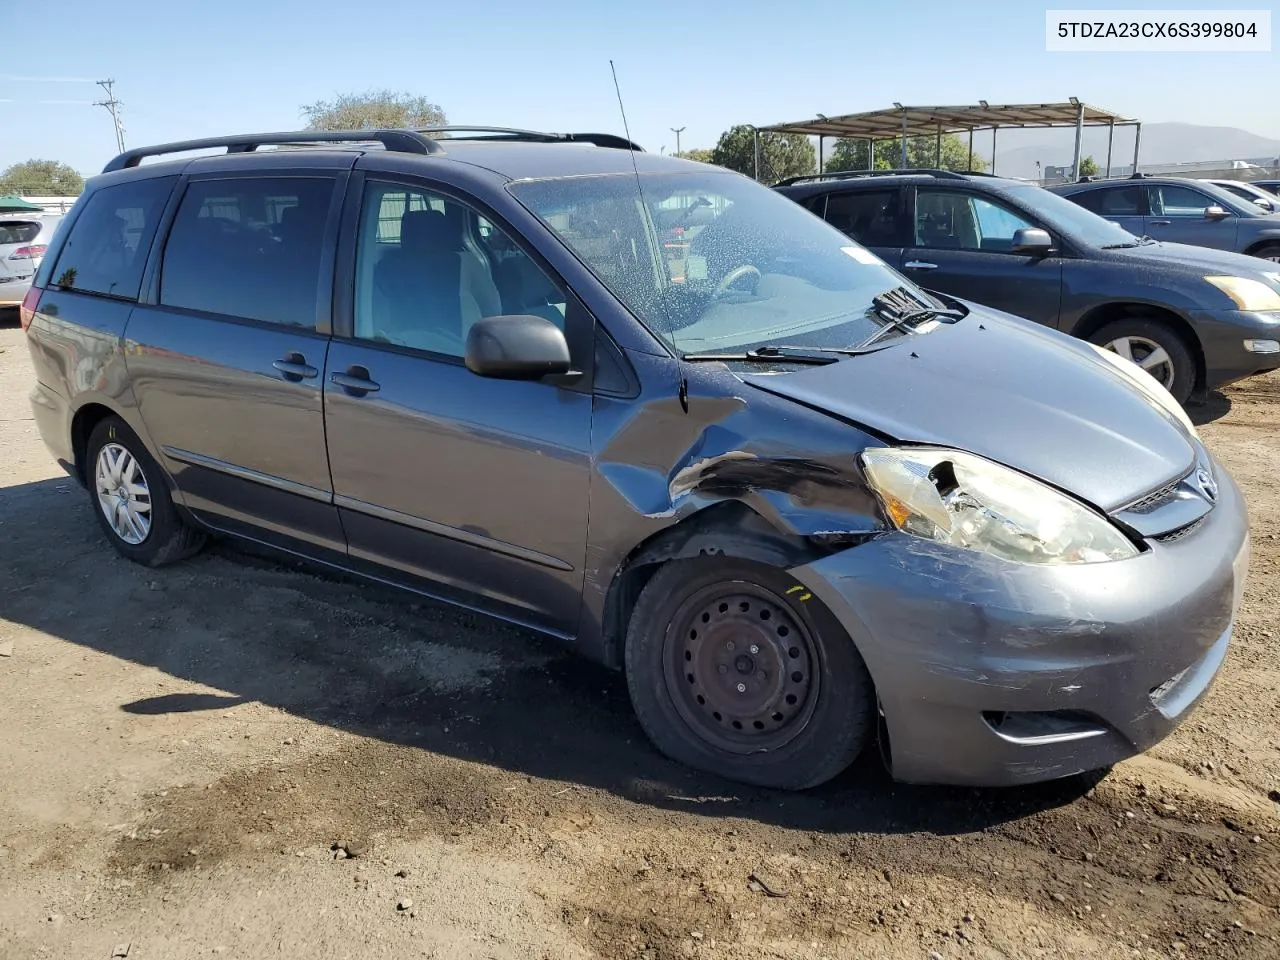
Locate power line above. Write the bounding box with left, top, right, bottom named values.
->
left=94, top=78, right=126, bottom=153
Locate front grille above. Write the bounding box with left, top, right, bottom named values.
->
left=1122, top=471, right=1191, bottom=514
left=1153, top=517, right=1206, bottom=543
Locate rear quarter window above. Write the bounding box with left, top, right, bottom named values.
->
left=49, top=176, right=177, bottom=299
left=0, top=221, right=42, bottom=245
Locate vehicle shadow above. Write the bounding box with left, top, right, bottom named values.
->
left=1190, top=391, right=1232, bottom=425
left=0, top=475, right=1097, bottom=838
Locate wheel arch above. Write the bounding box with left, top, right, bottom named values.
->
left=599, top=501, right=834, bottom=670
left=1069, top=301, right=1205, bottom=394
left=1243, top=236, right=1280, bottom=259
left=70, top=402, right=121, bottom=486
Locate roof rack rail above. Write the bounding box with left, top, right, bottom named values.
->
left=102, top=129, right=442, bottom=173
left=775, top=168, right=972, bottom=187
left=416, top=125, right=643, bottom=151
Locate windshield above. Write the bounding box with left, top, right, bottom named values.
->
left=1005, top=186, right=1143, bottom=247
left=509, top=171, right=927, bottom=354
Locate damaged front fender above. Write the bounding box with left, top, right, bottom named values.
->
left=578, top=352, right=889, bottom=666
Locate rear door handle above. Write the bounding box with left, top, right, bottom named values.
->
left=903, top=260, right=938, bottom=270
left=330, top=365, right=380, bottom=396
left=1148, top=220, right=1172, bottom=226
left=272, top=352, right=318, bottom=381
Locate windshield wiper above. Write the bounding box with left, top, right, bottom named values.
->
left=1101, top=234, right=1156, bottom=249
left=682, top=345, right=843, bottom=365
left=858, top=286, right=966, bottom=348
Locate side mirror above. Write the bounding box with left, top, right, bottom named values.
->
left=1252, top=198, right=1275, bottom=212
left=465, top=314, right=572, bottom=380
left=1011, top=227, right=1054, bottom=255
left=1204, top=205, right=1231, bottom=220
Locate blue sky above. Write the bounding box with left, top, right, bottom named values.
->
left=2, top=0, right=1275, bottom=177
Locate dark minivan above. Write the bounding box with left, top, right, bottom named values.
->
left=23, top=129, right=1249, bottom=791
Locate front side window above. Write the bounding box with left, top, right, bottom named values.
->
left=353, top=181, right=567, bottom=358
left=914, top=190, right=1036, bottom=252
left=509, top=171, right=913, bottom=355
left=823, top=190, right=904, bottom=246
left=50, top=176, right=177, bottom=299
left=159, top=177, right=335, bottom=328
left=1153, top=185, right=1219, bottom=217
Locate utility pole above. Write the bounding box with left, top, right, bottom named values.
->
left=95, top=79, right=126, bottom=153
left=670, top=126, right=685, bottom=156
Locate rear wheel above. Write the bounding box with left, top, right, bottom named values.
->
left=1250, top=242, right=1280, bottom=263
left=85, top=416, right=206, bottom=566
left=624, top=558, right=875, bottom=790
left=1087, top=317, right=1196, bottom=405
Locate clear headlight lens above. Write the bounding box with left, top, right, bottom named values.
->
left=862, top=447, right=1139, bottom=565
left=1205, top=275, right=1280, bottom=312
left=1087, top=342, right=1199, bottom=440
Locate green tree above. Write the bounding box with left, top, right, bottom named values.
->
left=710, top=125, right=815, bottom=183
left=675, top=148, right=714, bottom=164
left=1078, top=155, right=1100, bottom=177
left=0, top=159, right=84, bottom=196
left=300, top=90, right=446, bottom=131
left=824, top=135, right=986, bottom=174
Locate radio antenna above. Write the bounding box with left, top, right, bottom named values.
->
left=608, top=60, right=686, bottom=410
left=609, top=60, right=644, bottom=189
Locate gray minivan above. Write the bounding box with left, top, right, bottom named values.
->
left=22, top=128, right=1250, bottom=791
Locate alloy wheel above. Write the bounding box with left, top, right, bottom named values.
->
left=94, top=442, right=152, bottom=545
left=1103, top=334, right=1176, bottom=390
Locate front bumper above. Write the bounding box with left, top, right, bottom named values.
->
left=790, top=455, right=1249, bottom=787
left=1192, top=307, right=1280, bottom=389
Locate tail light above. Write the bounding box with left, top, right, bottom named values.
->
left=9, top=244, right=47, bottom=260
left=19, top=285, right=41, bottom=332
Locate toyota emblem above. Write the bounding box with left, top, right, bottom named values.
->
left=1195, top=467, right=1219, bottom=503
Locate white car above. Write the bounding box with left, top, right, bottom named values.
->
left=0, top=215, right=63, bottom=309
left=1198, top=178, right=1279, bottom=213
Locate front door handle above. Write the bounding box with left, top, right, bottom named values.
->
left=904, top=260, right=938, bottom=270
left=272, top=352, right=318, bottom=381
left=1148, top=219, right=1172, bottom=226
left=331, top=365, right=381, bottom=396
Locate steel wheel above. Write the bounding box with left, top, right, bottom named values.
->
left=663, top=582, right=820, bottom=755
left=94, top=441, right=152, bottom=545
left=1103, top=334, right=1176, bottom=390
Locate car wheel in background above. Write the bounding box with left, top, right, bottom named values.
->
left=85, top=416, right=206, bottom=566
left=1250, top=242, right=1280, bottom=263
left=1087, top=318, right=1196, bottom=405
left=624, top=557, right=875, bottom=790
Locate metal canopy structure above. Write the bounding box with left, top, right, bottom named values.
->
left=757, top=100, right=1141, bottom=182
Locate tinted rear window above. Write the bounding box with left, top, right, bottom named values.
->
left=159, top=177, right=335, bottom=328
left=0, top=221, right=41, bottom=245
left=49, top=177, right=176, bottom=299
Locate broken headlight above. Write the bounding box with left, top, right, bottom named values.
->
left=861, top=447, right=1139, bottom=565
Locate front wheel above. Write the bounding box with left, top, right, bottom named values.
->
left=85, top=416, right=206, bottom=566
left=1087, top=317, right=1196, bottom=405
left=624, top=558, right=875, bottom=790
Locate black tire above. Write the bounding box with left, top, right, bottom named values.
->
left=1086, top=317, right=1196, bottom=405
left=624, top=557, right=875, bottom=790
left=1250, top=242, right=1280, bottom=263
left=85, top=416, right=206, bottom=566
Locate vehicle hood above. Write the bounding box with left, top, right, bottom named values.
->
left=1107, top=240, right=1280, bottom=277
left=740, top=311, right=1196, bottom=512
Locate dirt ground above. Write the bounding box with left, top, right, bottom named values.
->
left=1, top=315, right=1277, bottom=960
